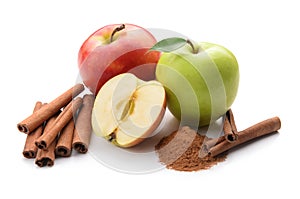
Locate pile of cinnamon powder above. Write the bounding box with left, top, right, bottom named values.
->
left=155, top=126, right=227, bottom=172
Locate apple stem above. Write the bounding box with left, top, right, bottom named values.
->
left=186, top=39, right=198, bottom=54
left=110, top=24, right=126, bottom=43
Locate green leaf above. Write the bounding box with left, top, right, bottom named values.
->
left=150, top=37, right=187, bottom=52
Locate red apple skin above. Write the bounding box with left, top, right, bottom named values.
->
left=78, top=24, right=160, bottom=94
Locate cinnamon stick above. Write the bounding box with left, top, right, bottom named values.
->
left=22, top=101, right=44, bottom=158
left=55, top=119, right=75, bottom=157
left=224, top=109, right=238, bottom=142
left=203, top=136, right=225, bottom=152
left=72, top=94, right=94, bottom=154
left=35, top=97, right=83, bottom=150
left=203, top=109, right=238, bottom=152
left=35, top=139, right=57, bottom=167
left=35, top=114, right=58, bottom=167
left=17, top=83, right=84, bottom=134
left=207, top=117, right=281, bottom=157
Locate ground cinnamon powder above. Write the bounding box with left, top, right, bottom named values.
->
left=155, top=126, right=227, bottom=172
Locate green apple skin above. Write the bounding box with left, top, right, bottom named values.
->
left=155, top=42, right=239, bottom=127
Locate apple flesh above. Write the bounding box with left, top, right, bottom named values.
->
left=78, top=23, right=160, bottom=95
left=155, top=41, right=239, bottom=127
left=92, top=73, right=166, bottom=147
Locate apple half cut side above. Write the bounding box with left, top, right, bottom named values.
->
left=92, top=73, right=166, bottom=147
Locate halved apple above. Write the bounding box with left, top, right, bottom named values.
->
left=92, top=73, right=166, bottom=147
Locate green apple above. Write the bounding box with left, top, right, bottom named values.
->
left=154, top=38, right=239, bottom=127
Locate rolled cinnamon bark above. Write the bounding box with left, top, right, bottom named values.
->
left=224, top=109, right=238, bottom=142
left=35, top=114, right=58, bottom=167
left=227, top=109, right=238, bottom=133
left=35, top=140, right=57, bottom=167
left=35, top=97, right=83, bottom=150
left=72, top=94, right=95, bottom=153
left=22, top=102, right=44, bottom=158
left=17, top=83, right=84, bottom=134
left=203, top=136, right=225, bottom=152
left=208, top=117, right=281, bottom=157
left=55, top=119, right=75, bottom=157
left=203, top=109, right=238, bottom=152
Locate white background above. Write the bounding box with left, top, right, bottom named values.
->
left=1, top=0, right=299, bottom=198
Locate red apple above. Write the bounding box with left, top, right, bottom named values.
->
left=78, top=23, right=160, bottom=94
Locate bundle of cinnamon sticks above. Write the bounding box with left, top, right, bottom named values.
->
left=19, top=84, right=95, bottom=167
left=203, top=109, right=281, bottom=157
